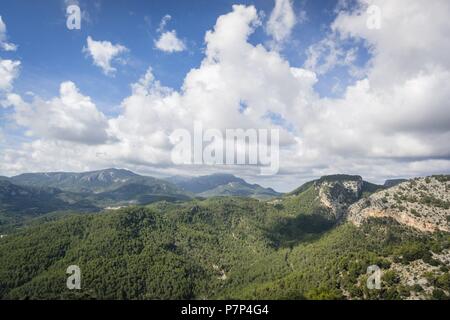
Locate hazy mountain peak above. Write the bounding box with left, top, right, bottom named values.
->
left=384, top=179, right=408, bottom=187
left=168, top=173, right=280, bottom=199
left=8, top=168, right=185, bottom=197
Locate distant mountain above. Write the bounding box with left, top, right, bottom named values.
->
left=0, top=169, right=190, bottom=230
left=10, top=168, right=180, bottom=194
left=199, top=181, right=281, bottom=199
left=168, top=173, right=244, bottom=193
left=384, top=179, right=408, bottom=187
left=10, top=168, right=190, bottom=203
left=168, top=173, right=281, bottom=199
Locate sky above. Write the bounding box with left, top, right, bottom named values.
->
left=0, top=0, right=449, bottom=192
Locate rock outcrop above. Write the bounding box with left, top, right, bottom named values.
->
left=347, top=176, right=450, bottom=232
left=314, top=175, right=364, bottom=220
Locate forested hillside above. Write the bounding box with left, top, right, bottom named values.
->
left=0, top=170, right=281, bottom=233
left=0, top=175, right=449, bottom=300
left=0, top=169, right=191, bottom=232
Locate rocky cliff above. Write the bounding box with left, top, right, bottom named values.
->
left=314, top=175, right=364, bottom=220
left=347, top=176, right=450, bottom=232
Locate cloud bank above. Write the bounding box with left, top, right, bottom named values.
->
left=1, top=0, right=449, bottom=191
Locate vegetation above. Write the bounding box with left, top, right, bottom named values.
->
left=1, top=195, right=448, bottom=300
left=0, top=172, right=448, bottom=300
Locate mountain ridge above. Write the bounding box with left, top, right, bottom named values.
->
left=9, top=168, right=176, bottom=193
left=168, top=173, right=281, bottom=199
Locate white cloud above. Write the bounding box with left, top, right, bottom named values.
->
left=157, top=14, right=172, bottom=32
left=1, top=1, right=450, bottom=191
left=154, top=30, right=186, bottom=53
left=83, top=36, right=128, bottom=76
left=266, top=0, right=296, bottom=46
left=332, top=0, right=450, bottom=87
left=5, top=82, right=110, bottom=145
left=1, top=5, right=308, bottom=178
left=111, top=1, right=450, bottom=184
left=154, top=15, right=186, bottom=53
left=298, top=0, right=450, bottom=169
left=0, top=16, right=17, bottom=51
left=304, top=35, right=359, bottom=75
left=0, top=59, right=20, bottom=92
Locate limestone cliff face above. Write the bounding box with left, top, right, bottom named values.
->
left=314, top=175, right=364, bottom=220
left=347, top=176, right=450, bottom=233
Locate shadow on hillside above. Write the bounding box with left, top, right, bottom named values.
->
left=268, top=213, right=335, bottom=249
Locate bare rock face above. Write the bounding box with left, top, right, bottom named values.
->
left=347, top=176, right=450, bottom=232
left=315, top=175, right=363, bottom=220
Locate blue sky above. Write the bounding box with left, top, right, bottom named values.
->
left=1, top=0, right=448, bottom=191
left=1, top=0, right=367, bottom=114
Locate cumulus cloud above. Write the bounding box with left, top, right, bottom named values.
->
left=0, top=59, right=20, bottom=92
left=154, top=15, right=186, bottom=53
left=304, top=35, right=359, bottom=75
left=155, top=30, right=186, bottom=53
left=266, top=0, right=296, bottom=46
left=332, top=0, right=450, bottom=87
left=5, top=82, right=110, bottom=145
left=101, top=1, right=450, bottom=184
left=297, top=0, right=450, bottom=174
left=1, top=5, right=308, bottom=179
left=1, top=1, right=450, bottom=191
left=0, top=16, right=17, bottom=51
left=83, top=36, right=128, bottom=75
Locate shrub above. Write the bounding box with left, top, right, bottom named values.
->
left=412, top=284, right=423, bottom=292
left=431, top=288, right=447, bottom=300
left=435, top=273, right=450, bottom=291
left=383, top=270, right=400, bottom=286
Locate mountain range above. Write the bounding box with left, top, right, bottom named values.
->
left=168, top=173, right=281, bottom=199
left=0, top=169, right=281, bottom=231
left=0, top=170, right=448, bottom=300
left=10, top=168, right=181, bottom=194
